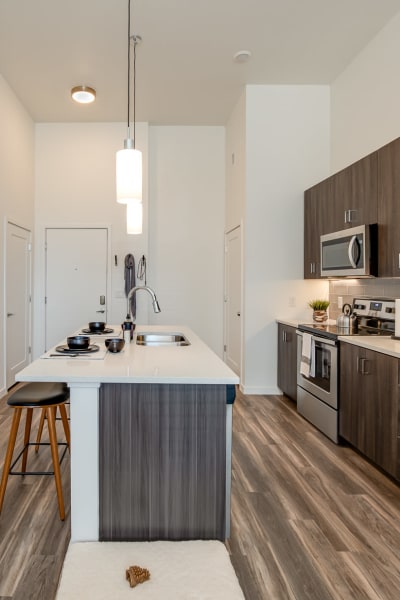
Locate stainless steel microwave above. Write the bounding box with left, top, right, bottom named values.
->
left=320, top=224, right=377, bottom=277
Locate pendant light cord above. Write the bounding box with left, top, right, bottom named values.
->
left=127, top=0, right=138, bottom=149
left=127, top=0, right=131, bottom=140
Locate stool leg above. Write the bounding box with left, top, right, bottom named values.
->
left=35, top=408, right=46, bottom=453
left=21, top=408, right=33, bottom=472
left=46, top=406, right=65, bottom=521
left=59, top=404, right=71, bottom=451
left=0, top=407, right=23, bottom=514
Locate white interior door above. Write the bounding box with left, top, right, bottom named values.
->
left=224, top=226, right=241, bottom=376
left=45, top=228, right=108, bottom=350
left=6, top=222, right=32, bottom=388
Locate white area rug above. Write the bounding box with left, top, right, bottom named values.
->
left=56, top=540, right=245, bottom=599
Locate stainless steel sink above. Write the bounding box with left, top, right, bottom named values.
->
left=136, top=332, right=190, bottom=346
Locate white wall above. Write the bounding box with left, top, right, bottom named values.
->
left=148, top=126, right=225, bottom=356
left=331, top=11, right=400, bottom=171
left=242, top=85, right=330, bottom=394
left=0, top=75, right=34, bottom=396
left=34, top=123, right=225, bottom=358
left=34, top=122, right=149, bottom=357
left=225, top=90, right=246, bottom=233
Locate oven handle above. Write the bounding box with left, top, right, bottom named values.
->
left=296, top=330, right=337, bottom=347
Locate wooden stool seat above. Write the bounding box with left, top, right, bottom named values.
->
left=0, top=382, right=70, bottom=521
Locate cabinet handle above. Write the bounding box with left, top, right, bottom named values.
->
left=283, top=331, right=287, bottom=342
left=398, top=253, right=400, bottom=270
left=310, top=262, right=315, bottom=274
left=344, top=210, right=348, bottom=223
left=357, top=357, right=370, bottom=375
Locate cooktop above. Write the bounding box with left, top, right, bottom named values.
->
left=297, top=322, right=394, bottom=341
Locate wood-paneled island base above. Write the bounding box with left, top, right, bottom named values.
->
left=100, top=383, right=233, bottom=541
left=15, top=325, right=239, bottom=542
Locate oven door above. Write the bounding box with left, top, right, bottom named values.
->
left=297, top=332, right=338, bottom=409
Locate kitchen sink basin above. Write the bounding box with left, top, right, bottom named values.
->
left=136, top=332, right=190, bottom=346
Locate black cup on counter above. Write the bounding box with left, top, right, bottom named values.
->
left=67, top=335, right=90, bottom=350
left=105, top=338, right=125, bottom=353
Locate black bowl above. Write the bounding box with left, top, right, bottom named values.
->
left=105, top=338, right=125, bottom=353
left=88, top=321, right=106, bottom=332
left=67, top=335, right=90, bottom=350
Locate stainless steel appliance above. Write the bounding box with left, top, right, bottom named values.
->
left=296, top=297, right=395, bottom=443
left=320, top=224, right=377, bottom=277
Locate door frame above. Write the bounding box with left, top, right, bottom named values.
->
left=223, top=223, right=243, bottom=380
left=3, top=218, right=33, bottom=392
left=33, top=223, right=112, bottom=358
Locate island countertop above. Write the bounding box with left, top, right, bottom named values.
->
left=16, top=324, right=239, bottom=385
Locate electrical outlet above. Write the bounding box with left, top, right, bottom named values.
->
left=338, top=296, right=343, bottom=309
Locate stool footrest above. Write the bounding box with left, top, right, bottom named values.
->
left=9, top=442, right=69, bottom=476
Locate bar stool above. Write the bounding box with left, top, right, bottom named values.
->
left=0, top=382, right=70, bottom=520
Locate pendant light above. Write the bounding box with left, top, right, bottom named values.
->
left=116, top=0, right=143, bottom=234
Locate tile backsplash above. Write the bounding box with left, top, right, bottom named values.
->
left=329, top=279, right=400, bottom=320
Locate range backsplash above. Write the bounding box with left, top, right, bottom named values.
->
left=329, top=279, right=400, bottom=320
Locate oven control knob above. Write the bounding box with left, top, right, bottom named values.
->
left=386, top=307, right=395, bottom=313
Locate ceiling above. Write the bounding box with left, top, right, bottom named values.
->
left=0, top=0, right=399, bottom=125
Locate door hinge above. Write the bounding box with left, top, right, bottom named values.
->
left=45, top=296, right=47, bottom=304
left=29, top=346, right=32, bottom=354
left=224, top=344, right=227, bottom=352
left=28, top=243, right=32, bottom=252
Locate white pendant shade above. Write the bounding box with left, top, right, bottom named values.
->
left=116, top=147, right=142, bottom=204
left=126, top=201, right=143, bottom=235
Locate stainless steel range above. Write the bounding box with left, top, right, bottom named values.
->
left=296, top=297, right=395, bottom=443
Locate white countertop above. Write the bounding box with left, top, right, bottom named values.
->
left=338, top=335, right=400, bottom=359
left=16, top=325, right=239, bottom=385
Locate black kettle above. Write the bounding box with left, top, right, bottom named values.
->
left=337, top=303, right=358, bottom=332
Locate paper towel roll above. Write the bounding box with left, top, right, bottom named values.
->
left=395, top=299, right=400, bottom=338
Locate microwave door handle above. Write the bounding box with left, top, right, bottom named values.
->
left=348, top=235, right=358, bottom=268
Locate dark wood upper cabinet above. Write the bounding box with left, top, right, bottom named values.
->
left=304, top=187, right=320, bottom=278
left=304, top=151, right=378, bottom=279
left=378, top=138, right=400, bottom=277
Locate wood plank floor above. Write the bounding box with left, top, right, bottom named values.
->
left=1, top=388, right=400, bottom=598
left=227, top=390, right=400, bottom=600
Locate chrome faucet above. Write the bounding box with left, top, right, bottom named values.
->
left=126, top=285, right=161, bottom=319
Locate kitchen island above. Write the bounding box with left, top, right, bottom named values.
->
left=16, top=325, right=239, bottom=542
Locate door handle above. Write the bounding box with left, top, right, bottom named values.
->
left=7, top=313, right=15, bottom=317
left=96, top=310, right=105, bottom=314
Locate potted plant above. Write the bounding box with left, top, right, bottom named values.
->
left=308, top=299, right=330, bottom=322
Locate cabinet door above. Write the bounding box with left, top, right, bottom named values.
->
left=378, top=138, right=400, bottom=277
left=304, top=179, right=329, bottom=278
left=340, top=343, right=399, bottom=479
left=346, top=152, right=378, bottom=227
left=277, top=324, right=297, bottom=401
left=304, top=188, right=319, bottom=279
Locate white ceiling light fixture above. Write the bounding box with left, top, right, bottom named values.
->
left=71, top=85, right=96, bottom=104
left=116, top=0, right=143, bottom=236
left=233, top=50, right=251, bottom=63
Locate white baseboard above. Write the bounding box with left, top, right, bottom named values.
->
left=239, top=384, right=282, bottom=396
left=0, top=386, right=7, bottom=400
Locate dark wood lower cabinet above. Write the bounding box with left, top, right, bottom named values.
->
left=99, top=383, right=229, bottom=541
left=277, top=323, right=297, bottom=401
left=339, top=342, right=399, bottom=479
